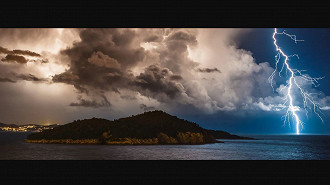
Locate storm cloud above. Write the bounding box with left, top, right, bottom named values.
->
left=49, top=28, right=288, bottom=113
left=15, top=73, right=46, bottom=82
left=52, top=29, right=146, bottom=93
left=197, top=67, right=221, bottom=73
left=0, top=46, right=41, bottom=57
left=0, top=28, right=329, bottom=127
left=0, top=73, right=47, bottom=83
left=0, top=45, right=48, bottom=65
left=139, top=104, right=155, bottom=111
left=51, top=29, right=200, bottom=103
left=70, top=95, right=111, bottom=108
left=0, top=77, right=15, bottom=83
left=1, top=54, right=28, bottom=64
left=133, top=64, right=185, bottom=101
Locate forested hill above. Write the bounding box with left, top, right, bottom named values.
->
left=26, top=110, right=254, bottom=145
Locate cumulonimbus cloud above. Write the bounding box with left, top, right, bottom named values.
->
left=48, top=28, right=287, bottom=112
left=1, top=28, right=329, bottom=123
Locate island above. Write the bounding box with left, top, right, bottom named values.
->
left=25, top=110, right=254, bottom=145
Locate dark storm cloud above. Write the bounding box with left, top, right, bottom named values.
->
left=197, top=67, right=221, bottom=73
left=169, top=75, right=183, bottom=81
left=87, top=51, right=121, bottom=69
left=111, top=88, right=121, bottom=94
left=73, top=84, right=89, bottom=94
left=52, top=71, right=79, bottom=84
left=0, top=72, right=47, bottom=83
left=0, top=46, right=11, bottom=54
left=0, top=73, right=46, bottom=83
left=120, top=95, right=137, bottom=100
left=53, top=28, right=146, bottom=93
left=15, top=73, right=46, bottom=82
left=144, top=35, right=162, bottom=42
left=1, top=54, right=28, bottom=64
left=0, top=77, right=16, bottom=83
left=0, top=46, right=41, bottom=57
left=139, top=104, right=155, bottom=111
left=12, top=49, right=41, bottom=57
left=53, top=71, right=89, bottom=94
left=63, top=28, right=144, bottom=69
left=0, top=28, right=205, bottom=112
left=133, top=65, right=184, bottom=100
left=52, top=28, right=201, bottom=104
left=0, top=46, right=44, bottom=64
left=70, top=95, right=111, bottom=108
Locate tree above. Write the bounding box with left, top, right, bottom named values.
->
left=99, top=131, right=111, bottom=144
left=157, top=132, right=178, bottom=144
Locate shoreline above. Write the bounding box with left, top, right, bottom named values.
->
left=25, top=139, right=224, bottom=145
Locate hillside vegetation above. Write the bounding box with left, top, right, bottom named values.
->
left=26, top=110, right=253, bottom=145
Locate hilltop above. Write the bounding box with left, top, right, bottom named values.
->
left=26, top=110, right=254, bottom=145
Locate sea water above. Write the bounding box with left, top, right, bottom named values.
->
left=1, top=132, right=330, bottom=160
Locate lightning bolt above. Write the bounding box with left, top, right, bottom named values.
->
left=268, top=28, right=324, bottom=135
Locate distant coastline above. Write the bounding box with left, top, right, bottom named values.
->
left=25, top=137, right=225, bottom=145
left=0, top=123, right=59, bottom=133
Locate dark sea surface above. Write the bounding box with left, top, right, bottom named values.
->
left=1, top=132, right=330, bottom=160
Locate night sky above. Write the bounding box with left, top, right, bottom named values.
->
left=0, top=28, right=329, bottom=134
